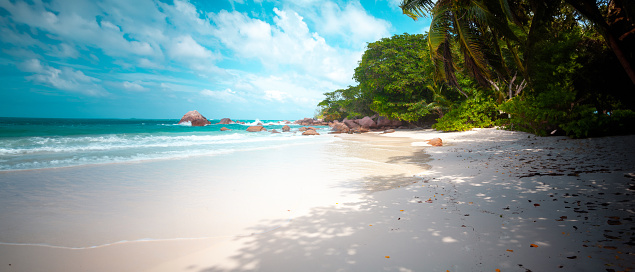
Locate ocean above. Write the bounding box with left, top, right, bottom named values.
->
left=0, top=117, right=330, bottom=171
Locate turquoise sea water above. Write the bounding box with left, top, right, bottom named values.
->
left=0, top=117, right=329, bottom=171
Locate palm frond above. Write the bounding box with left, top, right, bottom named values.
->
left=400, top=0, right=436, bottom=20
left=453, top=14, right=491, bottom=84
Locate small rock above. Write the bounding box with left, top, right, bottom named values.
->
left=246, top=126, right=267, bottom=132
left=217, top=118, right=234, bottom=124
left=426, top=138, right=443, bottom=146
left=220, top=127, right=230, bottom=131
left=302, top=129, right=320, bottom=136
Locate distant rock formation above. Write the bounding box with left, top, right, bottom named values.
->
left=294, top=118, right=327, bottom=126
left=217, top=118, right=234, bottom=124
left=282, top=125, right=291, bottom=132
left=178, top=110, right=211, bottom=126
left=246, top=125, right=267, bottom=132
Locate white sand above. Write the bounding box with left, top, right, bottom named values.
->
left=1, top=128, right=633, bottom=271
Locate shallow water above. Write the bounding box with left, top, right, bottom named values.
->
left=0, top=118, right=325, bottom=171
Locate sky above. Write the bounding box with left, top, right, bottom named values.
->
left=0, top=0, right=430, bottom=120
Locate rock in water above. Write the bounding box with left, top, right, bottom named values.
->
left=302, top=129, right=320, bottom=135
left=282, top=125, right=291, bottom=132
left=178, top=110, right=211, bottom=126
left=246, top=125, right=267, bottom=132
left=217, top=118, right=234, bottom=124
left=220, top=127, right=230, bottom=131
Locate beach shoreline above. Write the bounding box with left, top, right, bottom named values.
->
left=1, top=128, right=634, bottom=271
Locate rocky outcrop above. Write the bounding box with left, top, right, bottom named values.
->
left=330, top=121, right=350, bottom=134
left=426, top=138, right=443, bottom=146
left=178, top=110, right=211, bottom=126
left=282, top=125, right=291, bottom=132
left=357, top=116, right=377, bottom=129
left=302, top=129, right=320, bottom=135
left=271, top=129, right=281, bottom=133
left=217, top=118, right=234, bottom=125
left=246, top=126, right=267, bottom=132
left=376, top=116, right=403, bottom=128
left=220, top=127, right=230, bottom=131
left=343, top=119, right=360, bottom=130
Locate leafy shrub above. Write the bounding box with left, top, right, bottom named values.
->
left=562, top=108, right=635, bottom=138
left=500, top=90, right=635, bottom=138
left=432, top=94, right=498, bottom=131
left=497, top=89, right=573, bottom=136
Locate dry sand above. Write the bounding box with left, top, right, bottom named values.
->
left=1, top=128, right=633, bottom=272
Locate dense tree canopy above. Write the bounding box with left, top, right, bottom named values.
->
left=318, top=0, right=635, bottom=137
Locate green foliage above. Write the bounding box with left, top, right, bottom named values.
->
left=317, top=86, right=373, bottom=121
left=498, top=90, right=573, bottom=136
left=317, top=1, right=634, bottom=138
left=432, top=92, right=498, bottom=131
left=318, top=33, right=439, bottom=122
left=354, top=33, right=436, bottom=122
left=561, top=108, right=635, bottom=138
left=501, top=92, right=635, bottom=137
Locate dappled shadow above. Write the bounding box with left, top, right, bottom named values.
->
left=197, top=131, right=635, bottom=272
left=199, top=185, right=475, bottom=272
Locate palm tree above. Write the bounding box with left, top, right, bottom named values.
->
left=403, top=0, right=635, bottom=86
left=401, top=0, right=527, bottom=96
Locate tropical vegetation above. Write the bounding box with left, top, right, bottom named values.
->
left=317, top=0, right=635, bottom=137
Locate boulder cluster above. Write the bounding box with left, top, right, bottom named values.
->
left=328, top=115, right=404, bottom=134
left=177, top=111, right=404, bottom=136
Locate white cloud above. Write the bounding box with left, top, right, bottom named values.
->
left=169, top=35, right=214, bottom=60
left=138, top=58, right=163, bottom=69
left=210, top=7, right=358, bottom=84
left=201, top=88, right=247, bottom=103
left=122, top=81, right=146, bottom=91
left=264, top=90, right=288, bottom=102
left=18, top=59, right=108, bottom=96
left=316, top=2, right=392, bottom=47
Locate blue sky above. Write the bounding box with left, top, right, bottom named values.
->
left=0, top=0, right=430, bottom=120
